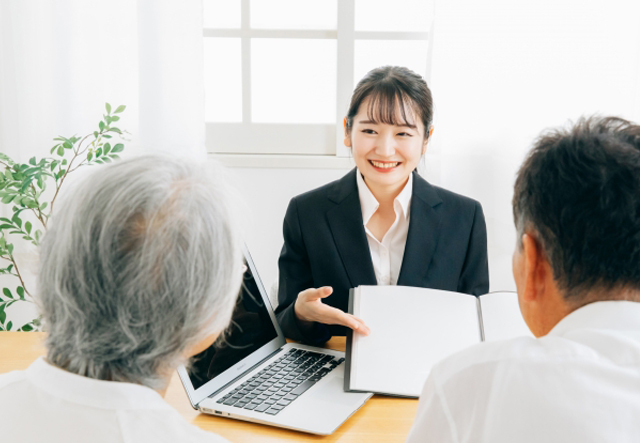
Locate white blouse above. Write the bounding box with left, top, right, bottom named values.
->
left=356, top=169, right=413, bottom=285
left=0, top=357, right=228, bottom=443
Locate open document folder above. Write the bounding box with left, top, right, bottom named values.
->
left=344, top=286, right=533, bottom=398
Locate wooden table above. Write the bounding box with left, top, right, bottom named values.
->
left=0, top=332, right=418, bottom=442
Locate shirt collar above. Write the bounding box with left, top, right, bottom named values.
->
left=26, top=357, right=173, bottom=411
left=548, top=300, right=640, bottom=337
left=356, top=169, right=413, bottom=225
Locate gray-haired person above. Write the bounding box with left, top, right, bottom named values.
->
left=0, top=156, right=242, bottom=442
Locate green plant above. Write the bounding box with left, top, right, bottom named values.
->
left=0, top=103, right=127, bottom=331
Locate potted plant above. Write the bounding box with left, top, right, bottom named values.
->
left=0, top=103, right=127, bottom=331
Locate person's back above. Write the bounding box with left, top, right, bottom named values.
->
left=0, top=360, right=227, bottom=442
left=410, top=301, right=640, bottom=442
left=408, top=116, right=640, bottom=442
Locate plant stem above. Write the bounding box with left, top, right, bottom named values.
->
left=8, top=254, right=30, bottom=298
left=0, top=254, right=30, bottom=298
left=49, top=133, right=92, bottom=214
left=29, top=184, right=47, bottom=229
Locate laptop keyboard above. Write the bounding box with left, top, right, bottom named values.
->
left=216, top=348, right=344, bottom=415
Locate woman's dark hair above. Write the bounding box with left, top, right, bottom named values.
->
left=513, top=116, right=640, bottom=303
left=345, top=66, right=433, bottom=139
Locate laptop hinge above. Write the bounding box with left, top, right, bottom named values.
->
left=207, top=347, right=286, bottom=399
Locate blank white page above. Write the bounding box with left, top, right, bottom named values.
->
left=350, top=286, right=480, bottom=397
left=479, top=291, right=533, bottom=342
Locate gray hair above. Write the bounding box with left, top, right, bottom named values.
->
left=37, top=155, right=243, bottom=389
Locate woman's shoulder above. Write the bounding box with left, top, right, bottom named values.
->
left=414, top=173, right=483, bottom=212
left=290, top=168, right=357, bottom=207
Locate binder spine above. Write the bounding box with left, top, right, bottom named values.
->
left=344, top=287, right=356, bottom=392
left=476, top=296, right=486, bottom=342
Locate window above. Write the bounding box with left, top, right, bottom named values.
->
left=203, top=0, right=434, bottom=161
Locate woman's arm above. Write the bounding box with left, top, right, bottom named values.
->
left=275, top=198, right=333, bottom=345
left=276, top=198, right=369, bottom=344
left=457, top=201, right=490, bottom=295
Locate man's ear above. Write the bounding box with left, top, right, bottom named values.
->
left=521, top=233, right=546, bottom=302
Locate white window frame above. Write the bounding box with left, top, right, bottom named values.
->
left=205, top=0, right=431, bottom=168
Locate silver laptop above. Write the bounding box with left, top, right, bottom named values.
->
left=177, top=247, right=372, bottom=435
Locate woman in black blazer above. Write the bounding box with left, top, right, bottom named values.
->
left=275, top=67, right=489, bottom=345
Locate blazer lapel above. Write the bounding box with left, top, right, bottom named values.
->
left=326, top=169, right=377, bottom=288
left=397, top=172, right=443, bottom=287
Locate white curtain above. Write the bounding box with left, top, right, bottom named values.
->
left=0, top=0, right=206, bottom=163
left=424, top=0, right=640, bottom=291
left=0, top=0, right=205, bottom=328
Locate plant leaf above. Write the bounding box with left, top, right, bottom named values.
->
left=104, top=143, right=111, bottom=155
left=112, top=143, right=124, bottom=153
left=57, top=146, right=64, bottom=156
left=16, top=286, right=24, bottom=299
left=20, top=324, right=33, bottom=332
left=114, top=105, right=126, bottom=113
left=0, top=304, right=5, bottom=324
left=6, top=320, right=12, bottom=331
left=106, top=103, right=112, bottom=114
left=99, top=120, right=105, bottom=131
left=3, top=288, right=12, bottom=299
left=11, top=214, right=21, bottom=228
left=25, top=221, right=32, bottom=234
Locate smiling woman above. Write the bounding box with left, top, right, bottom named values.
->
left=275, top=66, right=490, bottom=345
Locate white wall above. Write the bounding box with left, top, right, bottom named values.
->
left=426, top=0, right=640, bottom=291
left=220, top=165, right=352, bottom=296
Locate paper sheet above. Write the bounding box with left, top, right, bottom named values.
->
left=349, top=286, right=480, bottom=397
left=479, top=291, right=533, bottom=342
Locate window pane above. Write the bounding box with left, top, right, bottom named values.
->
left=355, top=0, right=434, bottom=32
left=204, top=38, right=242, bottom=122
left=251, top=0, right=337, bottom=30
left=354, top=40, right=428, bottom=86
left=203, top=0, right=241, bottom=29
left=252, top=39, right=336, bottom=124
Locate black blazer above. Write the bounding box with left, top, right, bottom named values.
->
left=275, top=168, right=489, bottom=345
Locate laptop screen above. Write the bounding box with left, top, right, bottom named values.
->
left=187, top=260, right=279, bottom=390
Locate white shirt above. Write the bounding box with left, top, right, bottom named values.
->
left=356, top=169, right=412, bottom=285
left=407, top=301, right=640, bottom=443
left=0, top=357, right=228, bottom=443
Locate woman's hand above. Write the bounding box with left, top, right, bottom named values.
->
left=294, top=286, right=370, bottom=335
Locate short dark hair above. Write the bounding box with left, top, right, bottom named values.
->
left=345, top=66, right=433, bottom=138
left=513, top=116, right=640, bottom=303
